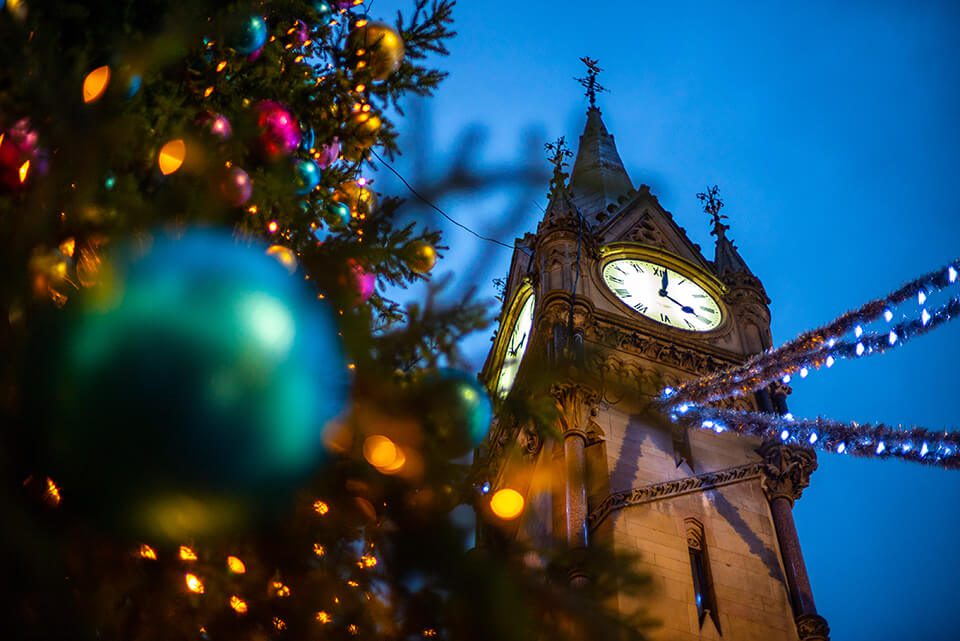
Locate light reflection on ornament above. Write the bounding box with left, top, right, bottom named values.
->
left=490, top=488, right=524, bottom=520
left=83, top=66, right=111, bottom=103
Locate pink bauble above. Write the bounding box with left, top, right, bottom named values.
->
left=198, top=112, right=232, bottom=140
left=350, top=260, right=376, bottom=302
left=255, top=100, right=301, bottom=161
left=220, top=167, right=253, bottom=206
left=315, top=138, right=340, bottom=169
left=293, top=20, right=309, bottom=43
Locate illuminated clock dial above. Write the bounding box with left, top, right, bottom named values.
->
left=495, top=293, right=535, bottom=397
left=602, top=259, right=722, bottom=331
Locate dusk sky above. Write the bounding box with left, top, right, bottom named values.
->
left=376, top=1, right=960, bottom=639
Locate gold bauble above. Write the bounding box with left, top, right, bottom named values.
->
left=341, top=111, right=382, bottom=161
left=333, top=180, right=377, bottom=217
left=406, top=241, right=437, bottom=274
left=348, top=22, right=405, bottom=82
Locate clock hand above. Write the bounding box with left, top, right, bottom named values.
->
left=661, top=293, right=700, bottom=317
left=660, top=268, right=669, bottom=294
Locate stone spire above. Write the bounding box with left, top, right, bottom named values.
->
left=698, top=185, right=754, bottom=278
left=568, top=58, right=634, bottom=220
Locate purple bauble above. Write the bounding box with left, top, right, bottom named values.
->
left=331, top=1, right=355, bottom=9
left=220, top=167, right=253, bottom=206
left=255, top=100, right=301, bottom=161
left=315, top=138, right=340, bottom=169
left=293, top=19, right=310, bottom=43
left=198, top=112, right=232, bottom=140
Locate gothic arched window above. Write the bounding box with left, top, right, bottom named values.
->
left=686, top=518, right=721, bottom=634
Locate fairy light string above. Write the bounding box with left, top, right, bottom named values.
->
left=658, top=259, right=960, bottom=469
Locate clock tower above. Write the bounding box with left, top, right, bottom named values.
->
left=478, top=86, right=830, bottom=641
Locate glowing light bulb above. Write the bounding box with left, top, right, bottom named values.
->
left=481, top=481, right=491, bottom=494
left=949, top=266, right=958, bottom=283
left=677, top=403, right=690, bottom=414
left=782, top=375, right=791, bottom=384
left=921, top=309, right=931, bottom=326
left=313, top=543, right=326, bottom=557
left=185, top=573, right=204, bottom=594
left=662, top=387, right=674, bottom=397
left=854, top=325, right=863, bottom=338
left=921, top=442, right=929, bottom=457
left=230, top=595, right=248, bottom=614
left=18, top=160, right=29, bottom=183
left=918, top=290, right=927, bottom=305
left=158, top=139, right=186, bottom=175
left=856, top=342, right=865, bottom=356
left=827, top=337, right=837, bottom=348
left=179, top=545, right=197, bottom=561
left=313, top=500, right=330, bottom=515
left=883, top=309, right=893, bottom=322
left=316, top=611, right=332, bottom=624
left=780, top=430, right=790, bottom=442
left=799, top=367, right=808, bottom=378
left=837, top=442, right=846, bottom=454
left=809, top=432, right=818, bottom=444
left=226, top=555, right=246, bottom=574
left=888, top=330, right=898, bottom=346
left=139, top=544, right=157, bottom=560
left=83, top=66, right=111, bottom=103
left=876, top=441, right=886, bottom=454
left=825, top=356, right=835, bottom=368
left=363, top=435, right=398, bottom=469
left=490, top=488, right=524, bottom=520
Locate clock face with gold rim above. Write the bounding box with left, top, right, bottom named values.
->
left=602, top=259, right=722, bottom=331
left=495, top=293, right=535, bottom=398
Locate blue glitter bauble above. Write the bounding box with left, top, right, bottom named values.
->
left=294, top=159, right=321, bottom=195
left=231, top=14, right=268, bottom=55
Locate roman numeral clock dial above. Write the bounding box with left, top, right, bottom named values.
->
left=601, top=259, right=722, bottom=332
left=494, top=293, right=536, bottom=398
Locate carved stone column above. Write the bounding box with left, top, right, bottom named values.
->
left=552, top=384, right=598, bottom=587
left=757, top=442, right=830, bottom=641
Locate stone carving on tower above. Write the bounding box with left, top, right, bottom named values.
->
left=478, top=62, right=827, bottom=640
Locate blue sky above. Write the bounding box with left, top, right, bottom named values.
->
left=374, top=1, right=960, bottom=638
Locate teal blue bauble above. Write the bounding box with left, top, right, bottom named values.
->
left=421, top=369, right=492, bottom=458
left=328, top=200, right=351, bottom=227
left=34, top=230, right=347, bottom=539
left=294, top=159, right=321, bottom=195
left=313, top=1, right=333, bottom=18
left=230, top=14, right=268, bottom=55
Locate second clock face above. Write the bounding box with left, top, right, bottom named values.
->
left=602, top=259, right=722, bottom=331
left=495, top=292, right=535, bottom=398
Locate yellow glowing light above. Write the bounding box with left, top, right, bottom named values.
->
left=348, top=624, right=359, bottom=635
left=313, top=500, right=330, bottom=515
left=266, top=244, right=298, bottom=273
left=346, top=580, right=359, bottom=588
left=139, top=544, right=157, bottom=560
left=363, top=435, right=398, bottom=469
left=271, top=581, right=291, bottom=598
left=18, top=160, right=29, bottom=183
left=490, top=488, right=525, bottom=520
left=230, top=595, right=248, bottom=614
left=316, top=611, right=332, bottom=624
left=313, top=543, right=326, bottom=557
left=82, top=65, right=111, bottom=103
left=267, top=221, right=279, bottom=233
left=423, top=629, right=437, bottom=638
left=379, top=446, right=406, bottom=474
left=158, top=139, right=186, bottom=175
left=59, top=237, right=76, bottom=258
left=179, top=545, right=198, bottom=561
left=355, top=83, right=366, bottom=93
left=226, top=555, right=246, bottom=574
left=356, top=18, right=369, bottom=27
left=43, top=477, right=61, bottom=506
left=185, top=573, right=205, bottom=594
left=273, top=617, right=287, bottom=631
left=216, top=61, right=227, bottom=72
left=203, top=86, right=214, bottom=98
left=359, top=555, right=377, bottom=568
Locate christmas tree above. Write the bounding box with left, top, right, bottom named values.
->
left=0, top=2, right=652, bottom=640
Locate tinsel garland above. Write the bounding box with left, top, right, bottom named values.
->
left=666, top=260, right=959, bottom=406
left=674, top=404, right=960, bottom=470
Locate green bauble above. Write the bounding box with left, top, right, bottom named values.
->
left=421, top=369, right=492, bottom=458
left=31, top=230, right=347, bottom=540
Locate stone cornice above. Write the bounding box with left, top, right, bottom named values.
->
left=588, top=462, right=763, bottom=531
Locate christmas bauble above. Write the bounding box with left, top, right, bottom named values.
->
left=348, top=21, right=405, bottom=81
left=220, top=166, right=253, bottom=206
left=293, top=159, right=320, bottom=195
left=33, top=230, right=347, bottom=539
left=230, top=14, right=268, bottom=55
left=341, top=112, right=381, bottom=161
left=406, top=241, right=437, bottom=274
left=312, top=1, right=333, bottom=17
left=315, top=138, right=340, bottom=169
left=198, top=112, right=232, bottom=140
left=345, top=259, right=375, bottom=302
left=328, top=201, right=351, bottom=227
left=333, top=180, right=377, bottom=216
left=421, top=369, right=492, bottom=458
left=255, top=100, right=301, bottom=161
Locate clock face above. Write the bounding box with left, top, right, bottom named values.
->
left=495, top=293, right=535, bottom=398
left=602, top=259, right=722, bottom=331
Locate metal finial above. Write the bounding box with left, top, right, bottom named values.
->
left=576, top=56, right=607, bottom=109
left=697, top=185, right=729, bottom=238
left=544, top=136, right=573, bottom=198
